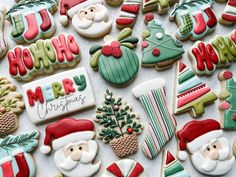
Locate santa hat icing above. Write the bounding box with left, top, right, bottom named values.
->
left=59, top=0, right=103, bottom=26
left=177, top=119, right=223, bottom=161
left=40, top=118, right=95, bottom=154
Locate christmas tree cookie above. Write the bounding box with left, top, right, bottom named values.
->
left=173, top=61, right=217, bottom=118
left=161, top=150, right=190, bottom=177
left=218, top=0, right=236, bottom=25
left=95, top=90, right=143, bottom=158
left=90, top=28, right=139, bottom=86
left=142, top=14, right=184, bottom=70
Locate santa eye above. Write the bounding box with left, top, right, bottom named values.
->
left=79, top=146, right=83, bottom=150
left=70, top=148, right=74, bottom=152
left=85, top=12, right=88, bottom=15
left=213, top=145, right=217, bottom=148
left=90, top=9, right=94, bottom=12
left=207, top=147, right=211, bottom=151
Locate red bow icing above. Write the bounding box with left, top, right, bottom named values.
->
left=101, top=41, right=122, bottom=58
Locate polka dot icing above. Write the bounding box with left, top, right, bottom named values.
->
left=156, top=32, right=163, bottom=39
left=142, top=41, right=149, bottom=48
left=152, top=48, right=160, bottom=56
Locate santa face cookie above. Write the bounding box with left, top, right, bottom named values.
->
left=170, top=0, right=217, bottom=41
left=176, top=119, right=235, bottom=176
left=6, top=0, right=57, bottom=44
left=0, top=131, right=39, bottom=177
left=0, top=77, right=24, bottom=136
left=0, top=5, right=7, bottom=59
left=95, top=90, right=143, bottom=158
left=7, top=33, right=80, bottom=81
left=90, top=28, right=139, bottom=86
left=59, top=0, right=112, bottom=39
left=219, top=0, right=236, bottom=25
left=22, top=68, right=95, bottom=124
left=101, top=159, right=148, bottom=177
left=142, top=14, right=184, bottom=70
left=40, top=118, right=101, bottom=177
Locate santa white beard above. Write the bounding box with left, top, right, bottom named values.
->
left=54, top=140, right=101, bottom=177
left=191, top=137, right=235, bottom=175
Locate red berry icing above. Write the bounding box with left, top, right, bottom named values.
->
left=233, top=113, right=236, bottom=121
left=145, top=13, right=154, bottom=22
left=142, top=41, right=149, bottom=48
left=223, top=71, right=233, bottom=80
left=152, top=48, right=160, bottom=56
left=101, top=46, right=113, bottom=56
left=101, top=42, right=122, bottom=58
left=127, top=128, right=133, bottom=134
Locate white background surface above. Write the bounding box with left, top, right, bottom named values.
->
left=0, top=0, right=236, bottom=176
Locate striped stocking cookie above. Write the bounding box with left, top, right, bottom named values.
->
left=219, top=0, right=236, bottom=25
left=132, top=78, right=177, bottom=159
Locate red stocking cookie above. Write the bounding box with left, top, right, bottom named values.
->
left=219, top=0, right=236, bottom=25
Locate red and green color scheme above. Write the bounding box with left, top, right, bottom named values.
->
left=173, top=61, right=217, bottom=118
left=161, top=150, right=190, bottom=177
left=219, top=0, right=236, bottom=25
left=90, top=28, right=139, bottom=86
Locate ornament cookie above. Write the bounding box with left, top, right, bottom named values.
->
left=59, top=0, right=112, bottom=39
left=6, top=0, right=57, bottom=44
left=106, top=0, right=123, bottom=6
left=7, top=33, right=80, bottom=81
left=116, top=0, right=141, bottom=29
left=218, top=70, right=236, bottom=130
left=132, top=78, right=177, bottom=159
left=101, top=159, right=148, bottom=177
left=0, top=5, right=7, bottom=59
left=176, top=119, right=235, bottom=176
left=170, top=0, right=217, bottom=41
left=90, top=28, right=139, bottom=86
left=0, top=131, right=39, bottom=177
left=95, top=90, right=143, bottom=158
left=173, top=61, right=217, bottom=118
left=40, top=118, right=101, bottom=177
left=219, top=0, right=236, bottom=25
left=0, top=77, right=24, bottom=136
left=22, top=68, right=95, bottom=124
left=161, top=150, right=190, bottom=177
left=188, top=30, right=236, bottom=75
left=142, top=14, right=184, bottom=70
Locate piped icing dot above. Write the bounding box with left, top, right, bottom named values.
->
left=142, top=41, right=149, bottom=48
left=154, top=19, right=161, bottom=25
left=145, top=13, right=154, bottom=22
left=219, top=101, right=231, bottom=110
left=152, top=48, right=160, bottom=56
left=156, top=32, right=163, bottom=39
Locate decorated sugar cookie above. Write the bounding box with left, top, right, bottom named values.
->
left=161, top=150, right=190, bottom=177
left=0, top=77, right=24, bottom=136
left=6, top=0, right=58, bottom=44
left=0, top=5, right=7, bottom=59
left=142, top=14, right=184, bottom=70
left=101, top=159, right=148, bottom=177
left=40, top=118, right=101, bottom=177
left=95, top=90, right=143, bottom=158
left=218, top=70, right=236, bottom=130
left=0, top=131, right=39, bottom=177
left=173, top=61, right=217, bottom=118
left=219, top=0, right=236, bottom=25
left=116, top=0, right=141, bottom=29
left=90, top=28, right=139, bottom=86
left=22, top=68, right=95, bottom=124
left=132, top=78, right=177, bottom=159
left=176, top=119, right=235, bottom=176
left=188, top=30, right=236, bottom=75
left=59, top=0, right=112, bottom=39
left=170, top=0, right=217, bottom=41
left=106, top=0, right=123, bottom=6
left=7, top=33, right=80, bottom=81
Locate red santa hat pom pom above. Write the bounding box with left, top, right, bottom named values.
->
left=40, top=146, right=52, bottom=154
left=178, top=151, right=188, bottom=161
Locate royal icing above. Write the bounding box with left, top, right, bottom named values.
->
left=7, top=33, right=80, bottom=81
left=142, top=15, right=184, bottom=70
left=189, top=30, right=236, bottom=75
left=6, top=0, right=57, bottom=44
left=173, top=61, right=217, bottom=118
left=116, top=0, right=141, bottom=29
left=219, top=0, right=236, bottom=25
left=40, top=118, right=101, bottom=177
left=0, top=131, right=39, bottom=177
left=22, top=68, right=95, bottom=124
left=0, top=77, right=24, bottom=136
left=132, top=78, right=177, bottom=159
left=95, top=90, right=143, bottom=158
left=90, top=28, right=139, bottom=86
left=176, top=119, right=235, bottom=176
left=101, top=159, right=148, bottom=177
left=0, top=5, right=7, bottom=59
left=170, top=0, right=217, bottom=41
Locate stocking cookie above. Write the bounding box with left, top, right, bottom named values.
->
left=142, top=14, right=184, bottom=70
left=188, top=30, right=236, bottom=75
left=161, top=150, right=190, bottom=177
left=219, top=0, right=236, bottom=25
left=0, top=77, right=24, bottom=136
left=176, top=119, right=235, bottom=176
left=106, top=0, right=123, bottom=6
left=0, top=5, right=7, bottom=59
left=173, top=61, right=217, bottom=118
left=101, top=159, right=147, bottom=177
left=0, top=131, right=39, bottom=177
left=22, top=68, right=95, bottom=124
left=40, top=118, right=101, bottom=177
left=90, top=28, right=139, bottom=86
left=132, top=78, right=177, bottom=159
left=59, top=0, right=112, bottom=39
left=6, top=0, right=57, bottom=44
left=7, top=33, right=80, bottom=81
left=169, top=0, right=217, bottom=41
left=95, top=90, right=143, bottom=158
